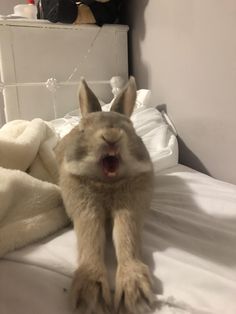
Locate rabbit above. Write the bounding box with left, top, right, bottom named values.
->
left=55, top=77, right=156, bottom=314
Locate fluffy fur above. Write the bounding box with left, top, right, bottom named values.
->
left=55, top=77, right=155, bottom=314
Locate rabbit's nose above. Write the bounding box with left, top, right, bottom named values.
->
left=102, top=128, right=123, bottom=145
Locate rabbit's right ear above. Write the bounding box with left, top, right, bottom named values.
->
left=78, top=78, right=102, bottom=117
left=110, top=76, right=137, bottom=117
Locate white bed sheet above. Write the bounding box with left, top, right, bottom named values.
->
left=1, top=164, right=236, bottom=314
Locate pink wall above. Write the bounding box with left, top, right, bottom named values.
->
left=125, top=0, right=236, bottom=184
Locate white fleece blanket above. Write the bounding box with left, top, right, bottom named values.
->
left=0, top=119, right=69, bottom=257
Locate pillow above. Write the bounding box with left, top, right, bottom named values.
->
left=131, top=107, right=178, bottom=172
left=101, top=89, right=151, bottom=112
left=50, top=89, right=151, bottom=138
left=50, top=90, right=178, bottom=172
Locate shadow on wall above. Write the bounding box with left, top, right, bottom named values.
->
left=177, top=137, right=211, bottom=177
left=122, top=2, right=213, bottom=180
left=157, top=104, right=211, bottom=177
left=121, top=0, right=150, bottom=88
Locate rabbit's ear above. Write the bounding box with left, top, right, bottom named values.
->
left=110, top=76, right=137, bottom=117
left=79, top=78, right=102, bottom=116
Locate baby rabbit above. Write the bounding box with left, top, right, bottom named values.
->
left=55, top=77, right=155, bottom=314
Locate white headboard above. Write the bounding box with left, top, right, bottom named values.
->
left=0, top=20, right=128, bottom=122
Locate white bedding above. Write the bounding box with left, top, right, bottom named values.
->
left=0, top=99, right=235, bottom=314
left=1, top=164, right=236, bottom=314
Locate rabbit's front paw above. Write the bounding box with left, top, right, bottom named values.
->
left=70, top=264, right=111, bottom=314
left=115, top=261, right=156, bottom=314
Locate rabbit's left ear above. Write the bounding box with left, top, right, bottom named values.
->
left=110, top=76, right=137, bottom=117
left=79, top=78, right=102, bottom=117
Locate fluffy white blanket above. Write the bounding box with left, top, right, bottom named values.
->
left=0, top=119, right=69, bottom=258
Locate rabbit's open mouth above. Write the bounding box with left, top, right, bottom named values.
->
left=102, top=154, right=120, bottom=177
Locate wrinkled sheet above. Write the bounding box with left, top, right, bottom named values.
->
left=0, top=119, right=69, bottom=258
left=2, top=164, right=236, bottom=314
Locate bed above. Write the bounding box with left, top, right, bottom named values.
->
left=0, top=85, right=236, bottom=314
left=0, top=17, right=235, bottom=314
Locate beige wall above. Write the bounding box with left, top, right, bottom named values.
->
left=125, top=0, right=236, bottom=185
left=0, top=0, right=24, bottom=15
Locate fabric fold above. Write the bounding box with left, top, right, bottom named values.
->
left=0, top=119, right=69, bottom=258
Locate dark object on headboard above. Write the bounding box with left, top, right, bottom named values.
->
left=84, top=0, right=123, bottom=25
left=37, top=0, right=123, bottom=26
left=37, top=0, right=78, bottom=23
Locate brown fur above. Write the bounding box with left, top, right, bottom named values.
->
left=55, top=77, right=155, bottom=314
